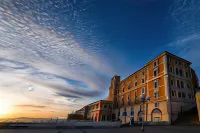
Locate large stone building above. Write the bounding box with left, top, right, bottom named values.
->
left=107, top=51, right=198, bottom=124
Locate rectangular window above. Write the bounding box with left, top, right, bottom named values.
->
left=171, top=80, right=174, bottom=86
left=175, top=60, right=178, bottom=64
left=182, top=92, right=186, bottom=98
left=169, top=57, right=172, bottom=62
left=128, top=85, right=131, bottom=90
left=96, top=104, right=98, bottom=109
left=142, top=71, right=145, bottom=76
left=154, top=79, right=158, bottom=88
left=123, top=88, right=124, bottom=92
left=178, top=92, right=181, bottom=97
left=187, top=84, right=190, bottom=89
left=154, top=68, right=158, bottom=77
left=135, top=82, right=138, bottom=87
left=188, top=94, right=191, bottom=99
left=179, top=69, right=183, bottom=77
left=134, top=91, right=137, bottom=99
left=142, top=78, right=145, bottom=83
left=142, top=88, right=145, bottom=94
left=170, top=67, right=173, bottom=73
left=177, top=80, right=180, bottom=88
left=155, top=102, right=159, bottom=107
left=181, top=81, right=184, bottom=88
left=135, top=75, right=137, bottom=78
left=176, top=68, right=179, bottom=75
left=186, top=72, right=189, bottom=77
left=154, top=92, right=159, bottom=98
left=154, top=61, right=157, bottom=67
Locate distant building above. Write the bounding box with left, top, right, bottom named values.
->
left=75, top=106, right=89, bottom=120
left=86, top=100, right=113, bottom=122
left=107, top=51, right=197, bottom=124
left=67, top=113, right=84, bottom=120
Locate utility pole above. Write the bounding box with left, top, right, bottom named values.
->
left=140, top=94, right=150, bottom=132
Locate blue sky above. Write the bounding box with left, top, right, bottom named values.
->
left=0, top=0, right=199, bottom=118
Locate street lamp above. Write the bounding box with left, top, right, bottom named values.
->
left=140, top=94, right=150, bottom=132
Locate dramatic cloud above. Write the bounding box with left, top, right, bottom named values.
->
left=0, top=0, right=116, bottom=117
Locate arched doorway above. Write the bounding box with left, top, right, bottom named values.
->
left=151, top=108, right=162, bottom=122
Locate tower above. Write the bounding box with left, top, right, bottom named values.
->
left=107, top=75, right=120, bottom=105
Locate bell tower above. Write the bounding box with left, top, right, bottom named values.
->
left=107, top=75, right=120, bottom=103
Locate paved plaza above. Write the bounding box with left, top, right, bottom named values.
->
left=0, top=126, right=200, bottom=133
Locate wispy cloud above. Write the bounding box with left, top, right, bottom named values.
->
left=167, top=0, right=200, bottom=76
left=15, top=105, right=46, bottom=108
left=0, top=0, right=116, bottom=117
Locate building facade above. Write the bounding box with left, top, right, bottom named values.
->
left=87, top=100, right=113, bottom=122
left=108, top=51, right=198, bottom=124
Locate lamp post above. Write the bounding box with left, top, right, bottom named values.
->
left=140, top=94, right=150, bottom=132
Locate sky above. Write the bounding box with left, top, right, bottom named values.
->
left=0, top=0, right=199, bottom=118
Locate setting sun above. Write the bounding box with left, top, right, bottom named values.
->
left=0, top=100, right=11, bottom=116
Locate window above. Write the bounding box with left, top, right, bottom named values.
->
left=142, top=88, right=145, bottom=94
left=154, top=91, right=159, bottom=98
left=142, top=78, right=145, bottom=83
left=123, top=88, right=124, bottom=92
left=128, top=85, right=131, bottom=89
left=171, top=80, right=174, bottom=86
left=101, top=115, right=105, bottom=121
left=142, top=71, right=145, bottom=76
left=175, top=60, right=178, bottom=64
left=185, top=64, right=187, bottom=68
left=188, top=94, right=192, bottom=99
left=174, top=91, right=177, bottom=96
left=170, top=66, right=173, bottom=73
left=104, top=105, right=107, bottom=108
left=154, top=102, right=159, bottom=107
left=177, top=80, right=180, bottom=88
left=186, top=72, right=189, bottom=77
left=187, top=84, right=190, bottom=89
left=135, top=81, right=138, bottom=87
left=134, top=91, right=137, bottom=99
left=135, top=75, right=137, bottom=78
left=171, top=90, right=174, bottom=96
left=179, top=61, right=182, bottom=65
left=182, top=92, right=186, bottom=98
left=96, top=104, right=98, bottom=109
left=176, top=68, right=179, bottom=75
left=180, top=81, right=184, bottom=88
left=179, top=69, right=183, bottom=77
left=154, top=68, right=158, bottom=77
left=154, top=61, right=157, bottom=67
left=154, top=79, right=158, bottom=88
left=169, top=57, right=172, bottom=62
left=178, top=92, right=181, bottom=97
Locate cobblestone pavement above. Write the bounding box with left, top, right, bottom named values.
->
left=0, top=126, right=200, bottom=133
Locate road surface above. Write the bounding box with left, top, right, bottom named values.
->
left=0, top=126, right=200, bottom=133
